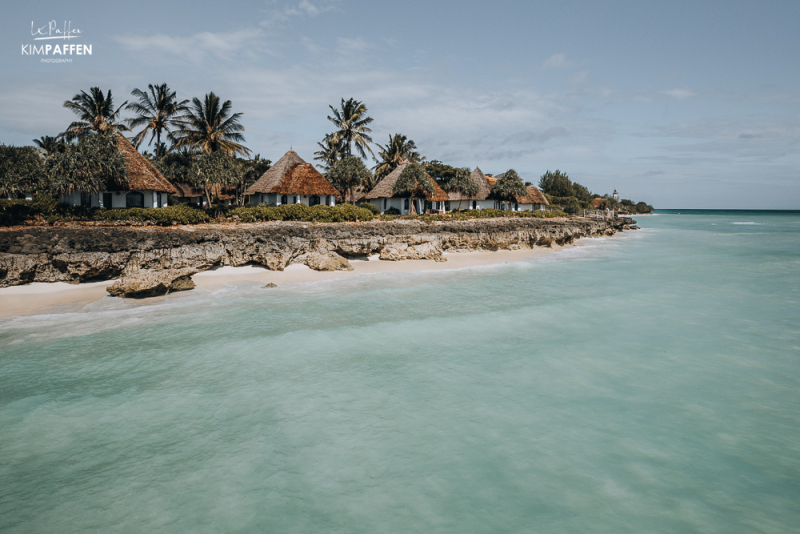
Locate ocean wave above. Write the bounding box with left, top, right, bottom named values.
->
left=731, top=222, right=761, bottom=225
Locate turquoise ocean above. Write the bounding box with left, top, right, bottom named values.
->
left=1, top=210, right=799, bottom=532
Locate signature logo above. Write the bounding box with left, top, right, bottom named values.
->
left=21, top=21, right=92, bottom=62
left=30, top=21, right=82, bottom=40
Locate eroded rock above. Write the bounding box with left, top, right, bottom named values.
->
left=106, top=268, right=197, bottom=298
left=0, top=217, right=636, bottom=291
left=295, top=251, right=353, bottom=271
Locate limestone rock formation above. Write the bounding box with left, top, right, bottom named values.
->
left=0, top=217, right=636, bottom=296
left=106, top=268, right=196, bottom=298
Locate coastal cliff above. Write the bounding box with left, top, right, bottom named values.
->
left=0, top=217, right=635, bottom=297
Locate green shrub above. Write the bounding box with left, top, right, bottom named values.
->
left=228, top=202, right=374, bottom=223
left=359, top=202, right=379, bottom=215
left=386, top=207, right=401, bottom=215
left=92, top=203, right=210, bottom=225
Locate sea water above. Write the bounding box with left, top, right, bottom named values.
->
left=1, top=211, right=799, bottom=533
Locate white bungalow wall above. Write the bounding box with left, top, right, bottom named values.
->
left=369, top=197, right=447, bottom=215
left=60, top=190, right=168, bottom=208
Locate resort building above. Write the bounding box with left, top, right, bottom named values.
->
left=171, top=183, right=236, bottom=207
left=60, top=136, right=177, bottom=209
left=364, top=162, right=450, bottom=215
left=448, top=167, right=495, bottom=211
left=245, top=150, right=339, bottom=207
left=513, top=185, right=550, bottom=211
left=448, top=168, right=549, bottom=211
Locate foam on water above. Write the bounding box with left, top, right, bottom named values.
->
left=2, top=211, right=799, bottom=532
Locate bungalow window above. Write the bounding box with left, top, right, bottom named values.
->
left=473, top=200, right=477, bottom=210
left=293, top=196, right=298, bottom=204
left=103, top=192, right=113, bottom=209
left=326, top=195, right=331, bottom=206
left=515, top=203, right=519, bottom=211
left=126, top=191, right=145, bottom=208
left=404, top=198, right=409, bottom=210
left=310, top=195, right=320, bottom=206
left=281, top=195, right=288, bottom=205
left=81, top=192, right=92, bottom=207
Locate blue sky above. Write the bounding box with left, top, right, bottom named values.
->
left=2, top=0, right=799, bottom=208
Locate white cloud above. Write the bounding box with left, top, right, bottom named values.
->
left=114, top=28, right=265, bottom=63
left=541, top=53, right=574, bottom=70
left=661, top=87, right=697, bottom=100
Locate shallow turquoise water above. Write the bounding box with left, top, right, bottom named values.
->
left=1, top=211, right=799, bottom=533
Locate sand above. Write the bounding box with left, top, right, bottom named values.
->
left=0, top=245, right=572, bottom=318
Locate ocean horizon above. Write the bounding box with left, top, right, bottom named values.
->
left=2, top=210, right=799, bottom=532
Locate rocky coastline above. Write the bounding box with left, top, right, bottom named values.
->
left=0, top=217, right=636, bottom=297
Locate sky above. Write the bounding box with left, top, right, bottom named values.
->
left=1, top=0, right=799, bottom=208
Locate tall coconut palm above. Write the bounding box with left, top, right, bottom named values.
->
left=373, top=133, right=423, bottom=181
left=125, top=83, right=189, bottom=158
left=172, top=92, right=250, bottom=156
left=314, top=134, right=343, bottom=173
left=61, top=87, right=129, bottom=141
left=327, top=98, right=374, bottom=159
left=32, top=135, right=63, bottom=156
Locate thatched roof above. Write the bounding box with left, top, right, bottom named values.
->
left=244, top=150, right=339, bottom=196
left=117, top=136, right=177, bottom=194
left=448, top=167, right=492, bottom=201
left=364, top=162, right=449, bottom=202
left=515, top=185, right=549, bottom=205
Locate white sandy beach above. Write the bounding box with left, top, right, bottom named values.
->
left=0, top=244, right=572, bottom=318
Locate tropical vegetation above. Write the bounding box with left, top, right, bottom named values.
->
left=61, top=87, right=129, bottom=140
left=125, top=83, right=188, bottom=158
left=392, top=162, right=437, bottom=214
left=373, top=134, right=423, bottom=181
left=327, top=156, right=372, bottom=204
left=1, top=83, right=654, bottom=225
left=326, top=98, right=374, bottom=159
left=490, top=169, right=528, bottom=210
left=172, top=92, right=250, bottom=156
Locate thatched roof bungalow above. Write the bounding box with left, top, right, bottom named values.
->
left=447, top=167, right=496, bottom=210
left=245, top=149, right=339, bottom=206
left=60, top=136, right=177, bottom=209
left=364, top=162, right=449, bottom=215
left=512, top=185, right=550, bottom=211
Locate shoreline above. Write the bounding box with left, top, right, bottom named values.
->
left=0, top=244, right=574, bottom=318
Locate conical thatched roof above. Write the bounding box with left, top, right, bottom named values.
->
left=117, top=136, right=177, bottom=193
left=364, top=162, right=449, bottom=202
left=515, top=185, right=549, bottom=205
left=448, top=167, right=492, bottom=201
left=244, top=150, right=339, bottom=196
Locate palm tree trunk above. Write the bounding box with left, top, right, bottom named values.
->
left=204, top=185, right=212, bottom=208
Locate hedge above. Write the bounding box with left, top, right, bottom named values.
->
left=229, top=203, right=375, bottom=223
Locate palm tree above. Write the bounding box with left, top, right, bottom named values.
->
left=373, top=133, right=423, bottom=181
left=446, top=167, right=479, bottom=211
left=392, top=162, right=436, bottom=216
left=61, top=87, right=129, bottom=140
left=125, top=83, right=189, bottom=158
left=490, top=169, right=528, bottom=211
left=314, top=134, right=343, bottom=173
left=172, top=92, right=250, bottom=156
left=327, top=98, right=374, bottom=159
left=32, top=135, right=63, bottom=156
